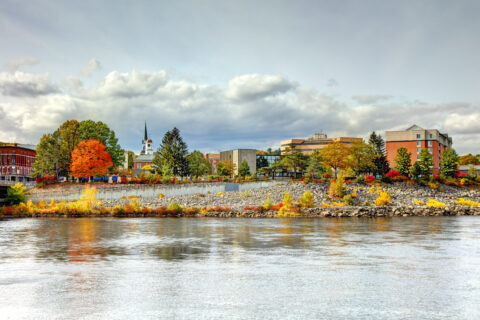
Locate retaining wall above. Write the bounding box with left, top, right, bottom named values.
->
left=28, top=181, right=288, bottom=202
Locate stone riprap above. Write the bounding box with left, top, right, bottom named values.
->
left=28, top=181, right=480, bottom=212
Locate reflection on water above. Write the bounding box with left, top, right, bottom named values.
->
left=1, top=217, right=480, bottom=319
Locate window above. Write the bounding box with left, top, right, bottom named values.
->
left=416, top=141, right=421, bottom=147
left=417, top=155, right=420, bottom=160
left=416, top=134, right=421, bottom=139
left=417, top=148, right=421, bottom=153
left=428, top=140, right=432, bottom=147
left=428, top=133, right=433, bottom=139
left=429, top=148, right=432, bottom=153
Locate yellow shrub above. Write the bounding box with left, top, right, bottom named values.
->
left=456, top=198, right=480, bottom=207
left=428, top=182, right=439, bottom=190
left=129, top=197, right=140, bottom=212
left=375, top=191, right=391, bottom=206
left=157, top=194, right=164, bottom=198
left=412, top=200, right=425, bottom=205
left=299, top=191, right=314, bottom=208
left=217, top=192, right=224, bottom=196
left=352, top=187, right=357, bottom=198
left=282, top=192, right=293, bottom=209
left=426, top=199, right=446, bottom=207
left=263, top=193, right=273, bottom=209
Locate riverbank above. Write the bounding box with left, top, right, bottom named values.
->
left=3, top=181, right=480, bottom=219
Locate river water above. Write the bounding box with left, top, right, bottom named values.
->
left=1, top=217, right=479, bottom=319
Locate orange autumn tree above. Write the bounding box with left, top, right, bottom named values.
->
left=70, top=139, right=113, bottom=178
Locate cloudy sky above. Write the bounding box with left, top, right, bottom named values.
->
left=0, top=0, right=479, bottom=154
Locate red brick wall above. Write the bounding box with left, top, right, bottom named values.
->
left=386, top=141, right=443, bottom=174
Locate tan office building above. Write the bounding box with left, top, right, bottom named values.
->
left=281, top=132, right=363, bottom=155
left=220, top=149, right=257, bottom=175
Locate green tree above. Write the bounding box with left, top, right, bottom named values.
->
left=32, top=134, right=58, bottom=177
left=280, top=143, right=309, bottom=178
left=127, top=151, right=136, bottom=169
left=419, top=148, right=433, bottom=176
left=320, top=141, right=350, bottom=178
left=459, top=154, right=480, bottom=165
left=440, top=149, right=459, bottom=178
left=153, top=127, right=189, bottom=176
left=256, top=155, right=269, bottom=170
left=54, top=120, right=80, bottom=176
left=238, top=160, right=251, bottom=177
left=410, top=161, right=422, bottom=180
left=347, top=141, right=375, bottom=175
left=5, top=183, right=27, bottom=205
left=394, top=147, right=412, bottom=176
left=305, top=157, right=326, bottom=177
left=368, top=132, right=390, bottom=176
left=368, top=131, right=386, bottom=155
left=187, top=150, right=211, bottom=177
left=78, top=120, right=125, bottom=168
left=216, top=160, right=235, bottom=177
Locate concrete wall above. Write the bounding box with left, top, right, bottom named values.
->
left=220, top=149, right=257, bottom=175
left=28, top=180, right=287, bottom=202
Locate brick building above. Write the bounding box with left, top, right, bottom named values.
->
left=281, top=132, right=363, bottom=155
left=205, top=153, right=220, bottom=174
left=386, top=125, right=452, bottom=174
left=0, top=143, right=36, bottom=184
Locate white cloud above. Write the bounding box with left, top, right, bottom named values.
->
left=81, top=58, right=102, bottom=77
left=0, top=71, right=58, bottom=97
left=5, top=56, right=38, bottom=73
left=1, top=69, right=479, bottom=154
left=226, top=74, right=296, bottom=101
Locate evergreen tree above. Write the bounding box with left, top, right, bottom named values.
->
left=305, top=157, right=325, bottom=177
left=238, top=160, right=251, bottom=177
left=368, top=131, right=386, bottom=156
left=153, top=127, right=189, bottom=176
left=368, top=131, right=389, bottom=176
left=280, top=144, right=309, bottom=178
left=394, top=147, right=412, bottom=176
left=256, top=155, right=269, bottom=170
left=419, top=148, right=433, bottom=176
left=440, top=149, right=459, bottom=178
left=410, top=161, right=422, bottom=180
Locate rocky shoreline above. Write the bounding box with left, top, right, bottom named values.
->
left=2, top=205, right=480, bottom=219
left=5, top=181, right=479, bottom=219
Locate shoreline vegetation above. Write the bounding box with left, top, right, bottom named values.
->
left=2, top=179, right=480, bottom=219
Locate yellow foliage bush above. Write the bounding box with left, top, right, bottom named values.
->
left=428, top=182, right=439, bottom=190
left=456, top=198, right=480, bottom=207
left=282, top=192, right=293, bottom=209
left=412, top=200, right=425, bottom=205
left=426, top=199, right=447, bottom=207
left=375, top=191, right=391, bottom=206
left=217, top=192, right=224, bottom=196
left=263, top=193, right=273, bottom=209
left=299, top=191, right=314, bottom=208
left=157, top=194, right=164, bottom=198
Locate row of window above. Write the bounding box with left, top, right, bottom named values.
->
left=416, top=140, right=433, bottom=147
left=416, top=133, right=434, bottom=139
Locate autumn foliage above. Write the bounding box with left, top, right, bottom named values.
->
left=70, top=139, right=113, bottom=178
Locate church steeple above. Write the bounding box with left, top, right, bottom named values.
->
left=141, top=121, right=154, bottom=155
left=144, top=121, right=148, bottom=141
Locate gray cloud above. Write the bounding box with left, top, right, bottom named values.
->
left=0, top=71, right=58, bottom=97
left=81, top=59, right=102, bottom=77
left=352, top=95, right=392, bottom=105
left=326, top=78, right=338, bottom=87
left=1, top=69, right=479, bottom=154
left=5, top=57, right=38, bottom=73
